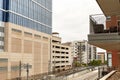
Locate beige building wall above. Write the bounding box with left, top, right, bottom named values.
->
left=0, top=22, right=51, bottom=80
left=97, top=52, right=105, bottom=64
left=51, top=35, right=72, bottom=72
left=0, top=58, right=8, bottom=80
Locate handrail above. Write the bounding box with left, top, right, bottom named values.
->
left=99, top=70, right=116, bottom=80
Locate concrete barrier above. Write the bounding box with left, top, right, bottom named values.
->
left=65, top=69, right=90, bottom=80
left=99, top=70, right=116, bottom=80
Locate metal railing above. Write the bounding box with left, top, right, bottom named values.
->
left=10, top=67, right=94, bottom=80
left=90, top=14, right=120, bottom=34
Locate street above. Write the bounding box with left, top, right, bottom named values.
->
left=73, top=70, right=98, bottom=80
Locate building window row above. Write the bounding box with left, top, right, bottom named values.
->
left=52, top=45, right=69, bottom=50
left=0, top=31, right=4, bottom=37
left=11, top=28, right=49, bottom=41
left=12, top=28, right=22, bottom=33
left=0, top=37, right=4, bottom=41
left=52, top=61, right=69, bottom=64
left=0, top=41, right=4, bottom=46
left=0, top=0, right=52, bottom=34
left=53, top=56, right=69, bottom=59
left=34, top=34, right=41, bottom=39
left=33, top=0, right=52, bottom=11
left=53, top=51, right=69, bottom=54
left=0, top=66, right=7, bottom=71
left=9, top=12, right=52, bottom=34
left=24, top=32, right=32, bottom=36
left=0, top=27, right=4, bottom=32
left=9, top=0, right=52, bottom=25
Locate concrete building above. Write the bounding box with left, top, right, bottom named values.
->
left=0, top=0, right=52, bottom=80
left=97, top=52, right=105, bottom=64
left=51, top=32, right=72, bottom=72
left=64, top=40, right=97, bottom=64
left=88, top=0, right=120, bottom=68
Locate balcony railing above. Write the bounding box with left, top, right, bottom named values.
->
left=90, top=14, right=120, bottom=34
left=93, top=24, right=120, bottom=34
left=88, top=14, right=120, bottom=51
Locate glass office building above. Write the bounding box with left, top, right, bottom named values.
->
left=0, top=1, right=52, bottom=79
left=0, top=0, right=52, bottom=34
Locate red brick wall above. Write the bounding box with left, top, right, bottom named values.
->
left=112, top=51, right=119, bottom=68
left=106, top=16, right=119, bottom=68
left=106, top=21, right=111, bottom=29
left=106, top=16, right=118, bottom=29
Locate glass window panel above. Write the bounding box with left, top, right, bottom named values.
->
left=0, top=0, right=3, bottom=9
left=4, top=0, right=52, bottom=34
left=0, top=10, right=3, bottom=21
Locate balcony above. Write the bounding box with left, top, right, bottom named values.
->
left=88, top=15, right=120, bottom=51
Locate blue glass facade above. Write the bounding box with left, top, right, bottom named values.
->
left=0, top=0, right=52, bottom=34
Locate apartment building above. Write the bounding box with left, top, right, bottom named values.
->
left=0, top=0, right=52, bottom=80
left=88, top=0, right=120, bottom=68
left=51, top=32, right=72, bottom=72
left=64, top=40, right=97, bottom=64
left=97, top=52, right=105, bottom=64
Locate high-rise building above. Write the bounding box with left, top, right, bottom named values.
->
left=88, top=0, right=120, bottom=68
left=0, top=0, right=52, bottom=80
left=64, top=40, right=97, bottom=64
left=0, top=0, right=52, bottom=35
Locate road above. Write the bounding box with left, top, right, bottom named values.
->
left=73, top=70, right=98, bottom=80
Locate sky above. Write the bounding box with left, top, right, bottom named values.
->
left=53, top=0, right=103, bottom=42
left=52, top=0, right=107, bottom=53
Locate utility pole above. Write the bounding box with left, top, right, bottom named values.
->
left=19, top=61, right=21, bottom=80
left=26, top=63, right=29, bottom=80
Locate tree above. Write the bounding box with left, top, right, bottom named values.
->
left=73, top=61, right=81, bottom=67
left=89, top=60, right=102, bottom=66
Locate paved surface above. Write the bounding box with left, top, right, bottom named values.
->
left=73, top=70, right=98, bottom=80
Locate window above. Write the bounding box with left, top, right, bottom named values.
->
left=24, top=32, right=32, bottom=35
left=0, top=58, right=8, bottom=62
left=0, top=27, right=4, bottom=32
left=0, top=67, right=7, bottom=71
left=5, top=0, right=52, bottom=34
left=34, top=34, right=41, bottom=39
left=66, top=52, right=69, bottom=54
left=118, top=21, right=120, bottom=26
left=11, top=66, right=19, bottom=71
left=12, top=28, right=22, bottom=33
left=106, top=16, right=111, bottom=21
left=66, top=57, right=69, bottom=58
left=0, top=0, right=3, bottom=8
left=0, top=10, right=3, bottom=21
left=0, top=37, right=4, bottom=41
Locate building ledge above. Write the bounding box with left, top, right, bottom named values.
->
left=88, top=33, right=120, bottom=51
left=100, top=70, right=116, bottom=80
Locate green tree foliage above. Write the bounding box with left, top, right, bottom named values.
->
left=73, top=61, right=81, bottom=67
left=104, top=60, right=107, bottom=65
left=89, top=60, right=102, bottom=66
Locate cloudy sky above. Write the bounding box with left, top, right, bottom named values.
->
left=53, top=0, right=103, bottom=42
